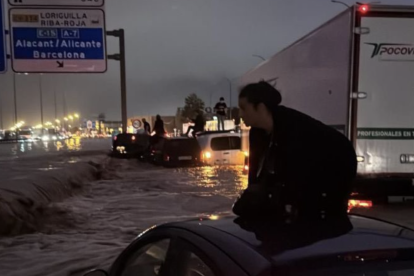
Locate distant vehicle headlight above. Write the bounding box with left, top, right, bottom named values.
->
left=42, top=136, right=50, bottom=141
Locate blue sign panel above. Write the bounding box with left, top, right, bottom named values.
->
left=9, top=8, right=106, bottom=73
left=12, top=28, right=105, bottom=59
left=0, top=0, right=7, bottom=73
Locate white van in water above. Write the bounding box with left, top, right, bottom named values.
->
left=197, top=131, right=246, bottom=165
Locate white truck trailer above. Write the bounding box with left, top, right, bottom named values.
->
left=239, top=4, right=414, bottom=199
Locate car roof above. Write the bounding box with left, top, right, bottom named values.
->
left=165, top=137, right=195, bottom=141
left=164, top=214, right=414, bottom=265
left=197, top=131, right=240, bottom=139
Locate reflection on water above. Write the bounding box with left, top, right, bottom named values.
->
left=6, top=138, right=85, bottom=156
left=65, top=137, right=81, bottom=151
left=186, top=165, right=248, bottom=197
left=43, top=141, right=49, bottom=152
left=55, top=141, right=64, bottom=151
left=38, top=165, right=60, bottom=171
left=20, top=143, right=25, bottom=153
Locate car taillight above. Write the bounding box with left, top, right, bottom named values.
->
left=164, top=155, right=170, bottom=161
left=348, top=199, right=373, bottom=212
left=114, top=136, right=117, bottom=141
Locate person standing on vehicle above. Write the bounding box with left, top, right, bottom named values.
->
left=142, top=118, right=151, bottom=134
left=153, top=115, right=166, bottom=137
left=214, top=97, right=227, bottom=131
left=233, top=81, right=357, bottom=222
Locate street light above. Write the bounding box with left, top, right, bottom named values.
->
left=68, top=115, right=74, bottom=120
left=13, top=74, right=18, bottom=125
left=55, top=119, right=60, bottom=124
left=39, top=74, right=44, bottom=130
left=74, top=114, right=79, bottom=118
left=225, top=77, right=232, bottom=108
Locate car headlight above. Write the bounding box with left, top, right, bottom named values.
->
left=42, top=136, right=50, bottom=141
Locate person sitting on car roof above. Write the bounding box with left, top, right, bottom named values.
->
left=233, top=81, right=357, bottom=223
left=185, top=111, right=205, bottom=138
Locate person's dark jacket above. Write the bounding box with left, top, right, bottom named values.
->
left=193, top=114, right=205, bottom=133
left=236, top=105, right=357, bottom=220
left=153, top=119, right=165, bottom=136
left=143, top=121, right=151, bottom=134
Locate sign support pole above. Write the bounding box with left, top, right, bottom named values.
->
left=107, top=29, right=127, bottom=134
left=13, top=73, right=18, bottom=125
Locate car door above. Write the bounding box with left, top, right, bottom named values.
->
left=109, top=229, right=177, bottom=276
left=210, top=137, right=230, bottom=165
left=109, top=228, right=248, bottom=276
left=112, top=238, right=172, bottom=276
left=229, top=136, right=244, bottom=165
left=171, top=234, right=249, bottom=276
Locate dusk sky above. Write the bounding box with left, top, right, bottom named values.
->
left=0, top=0, right=413, bottom=127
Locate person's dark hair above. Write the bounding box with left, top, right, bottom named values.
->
left=220, top=97, right=224, bottom=101
left=156, top=115, right=161, bottom=120
left=239, top=81, right=282, bottom=110
left=142, top=118, right=146, bottom=122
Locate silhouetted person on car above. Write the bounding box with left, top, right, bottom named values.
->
left=153, top=115, right=166, bottom=137
left=233, top=81, right=357, bottom=223
left=185, top=111, right=205, bottom=137
left=142, top=118, right=151, bottom=134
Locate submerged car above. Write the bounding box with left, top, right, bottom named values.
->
left=197, top=131, right=245, bottom=165
left=151, top=137, right=202, bottom=167
left=112, top=133, right=150, bottom=158
left=84, top=214, right=414, bottom=276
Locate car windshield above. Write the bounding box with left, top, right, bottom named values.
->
left=116, top=134, right=134, bottom=143
left=19, top=130, right=32, bottom=135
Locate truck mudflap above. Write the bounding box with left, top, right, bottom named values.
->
left=352, top=175, right=414, bottom=201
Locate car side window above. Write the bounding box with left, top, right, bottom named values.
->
left=229, top=137, right=241, bottom=150
left=183, top=252, right=215, bottom=276
left=173, top=242, right=218, bottom=276
left=121, top=239, right=170, bottom=276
